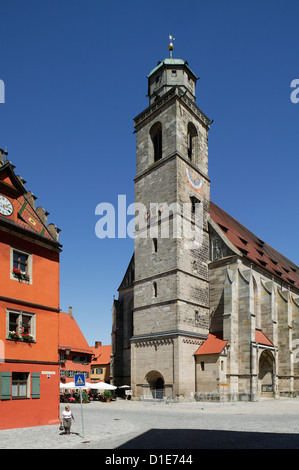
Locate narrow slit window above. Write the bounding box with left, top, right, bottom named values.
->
left=190, top=195, right=201, bottom=214
left=187, top=122, right=197, bottom=161
left=150, top=122, right=162, bottom=162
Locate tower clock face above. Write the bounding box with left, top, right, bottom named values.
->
left=186, top=168, right=202, bottom=191
left=0, top=195, right=13, bottom=216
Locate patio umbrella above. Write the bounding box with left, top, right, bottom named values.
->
left=60, top=382, right=76, bottom=389
left=118, top=385, right=131, bottom=389
left=90, top=381, right=116, bottom=390
left=60, top=382, right=92, bottom=390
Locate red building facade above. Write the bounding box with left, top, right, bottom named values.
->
left=0, top=151, right=62, bottom=429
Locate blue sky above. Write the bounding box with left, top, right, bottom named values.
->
left=0, top=0, right=298, bottom=346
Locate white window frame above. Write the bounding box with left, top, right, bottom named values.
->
left=6, top=309, right=36, bottom=342
left=10, top=246, right=33, bottom=285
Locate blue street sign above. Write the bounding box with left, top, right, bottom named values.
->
left=74, top=374, right=85, bottom=387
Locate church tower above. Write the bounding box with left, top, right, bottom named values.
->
left=131, top=39, right=213, bottom=398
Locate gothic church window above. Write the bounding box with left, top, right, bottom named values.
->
left=150, top=122, right=162, bottom=162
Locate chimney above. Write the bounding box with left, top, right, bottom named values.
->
left=68, top=306, right=73, bottom=318
left=95, top=341, right=102, bottom=348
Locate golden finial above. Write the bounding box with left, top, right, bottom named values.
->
left=168, top=35, right=175, bottom=58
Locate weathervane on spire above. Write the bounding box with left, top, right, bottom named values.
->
left=168, top=35, right=175, bottom=58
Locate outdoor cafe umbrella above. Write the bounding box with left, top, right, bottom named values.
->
left=90, top=381, right=117, bottom=390
left=118, top=385, right=131, bottom=389
left=60, top=382, right=76, bottom=389
left=60, top=382, right=92, bottom=390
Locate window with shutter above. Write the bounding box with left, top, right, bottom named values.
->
left=31, top=373, right=40, bottom=399
left=1, top=371, right=11, bottom=400
left=12, top=372, right=29, bottom=398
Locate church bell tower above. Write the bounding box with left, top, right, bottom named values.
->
left=131, top=38, right=212, bottom=398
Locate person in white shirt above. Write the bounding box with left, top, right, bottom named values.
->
left=61, top=405, right=75, bottom=434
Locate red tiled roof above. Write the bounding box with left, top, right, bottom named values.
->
left=210, top=202, right=299, bottom=291
left=90, top=344, right=111, bottom=365
left=59, top=312, right=93, bottom=355
left=15, top=194, right=54, bottom=241
left=195, top=333, right=228, bottom=355
left=255, top=330, right=273, bottom=346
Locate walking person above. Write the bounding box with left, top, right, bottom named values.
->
left=61, top=405, right=75, bottom=434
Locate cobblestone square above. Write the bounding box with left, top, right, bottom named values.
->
left=1, top=398, right=299, bottom=450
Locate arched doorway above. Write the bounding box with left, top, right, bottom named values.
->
left=145, top=370, right=165, bottom=399
left=259, top=350, right=275, bottom=396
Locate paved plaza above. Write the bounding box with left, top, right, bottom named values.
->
left=1, top=398, right=299, bottom=450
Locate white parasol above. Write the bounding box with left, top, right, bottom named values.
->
left=90, top=381, right=116, bottom=390
left=60, top=382, right=93, bottom=390
left=60, top=382, right=76, bottom=389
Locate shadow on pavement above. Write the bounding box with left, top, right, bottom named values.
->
left=117, top=428, right=299, bottom=449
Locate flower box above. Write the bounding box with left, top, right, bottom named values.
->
left=12, top=268, right=30, bottom=282
left=8, top=331, right=34, bottom=342
left=9, top=331, right=21, bottom=341
left=21, top=333, right=34, bottom=342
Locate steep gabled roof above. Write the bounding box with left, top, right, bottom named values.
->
left=59, top=312, right=93, bottom=355
left=0, top=161, right=61, bottom=247
left=0, top=161, right=26, bottom=196
left=90, top=344, right=111, bottom=365
left=15, top=194, right=56, bottom=242
left=210, top=201, right=299, bottom=291
left=195, top=333, right=228, bottom=355
left=195, top=330, right=274, bottom=356
left=255, top=330, right=273, bottom=346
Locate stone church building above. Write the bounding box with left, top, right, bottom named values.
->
left=110, top=45, right=299, bottom=401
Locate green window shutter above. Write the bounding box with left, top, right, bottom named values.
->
left=1, top=371, right=11, bottom=400
left=31, top=373, right=40, bottom=399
